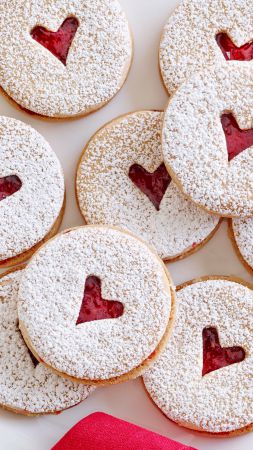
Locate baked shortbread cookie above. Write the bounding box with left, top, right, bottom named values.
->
left=76, top=111, right=220, bottom=261
left=229, top=218, right=253, bottom=274
left=143, top=276, right=253, bottom=435
left=160, top=0, right=253, bottom=94
left=18, top=226, right=175, bottom=385
left=0, top=268, right=94, bottom=416
left=0, top=117, right=65, bottom=267
left=0, top=0, right=132, bottom=118
left=162, top=63, right=253, bottom=217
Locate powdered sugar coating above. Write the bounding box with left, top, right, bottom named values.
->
left=77, top=111, right=219, bottom=260
left=18, top=226, right=172, bottom=381
left=0, top=269, right=94, bottom=415
left=232, top=218, right=253, bottom=270
left=160, top=0, right=253, bottom=94
left=0, top=117, right=64, bottom=262
left=0, top=0, right=132, bottom=118
left=163, top=63, right=253, bottom=217
left=144, top=278, right=253, bottom=433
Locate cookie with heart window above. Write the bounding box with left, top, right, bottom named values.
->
left=162, top=63, right=253, bottom=217
left=143, top=276, right=253, bottom=435
left=0, top=0, right=132, bottom=119
left=76, top=111, right=220, bottom=261
left=0, top=267, right=94, bottom=416
left=18, top=225, right=175, bottom=385
left=0, top=116, right=65, bottom=268
left=159, top=0, right=253, bottom=95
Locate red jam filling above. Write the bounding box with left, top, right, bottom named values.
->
left=202, top=327, right=245, bottom=376
left=76, top=276, right=124, bottom=325
left=221, top=113, right=253, bottom=161
left=128, top=163, right=171, bottom=211
left=0, top=175, right=22, bottom=201
left=216, top=33, right=253, bottom=61
left=31, top=17, right=79, bottom=65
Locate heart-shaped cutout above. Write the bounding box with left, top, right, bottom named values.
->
left=202, top=327, right=245, bottom=376
left=31, top=17, right=79, bottom=65
left=128, top=163, right=171, bottom=211
left=76, top=276, right=124, bottom=325
left=0, top=175, right=22, bottom=201
left=221, top=113, right=253, bottom=161
left=216, top=33, right=253, bottom=61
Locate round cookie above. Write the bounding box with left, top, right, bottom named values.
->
left=143, top=276, right=253, bottom=435
left=0, top=116, right=65, bottom=267
left=229, top=218, right=253, bottom=274
left=162, top=63, right=253, bottom=217
left=0, top=0, right=132, bottom=119
left=0, top=267, right=94, bottom=416
left=159, top=0, right=253, bottom=95
left=18, top=226, right=175, bottom=385
left=76, top=111, right=220, bottom=261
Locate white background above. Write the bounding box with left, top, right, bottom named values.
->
left=0, top=0, right=253, bottom=449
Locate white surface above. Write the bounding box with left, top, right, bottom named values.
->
left=0, top=0, right=252, bottom=449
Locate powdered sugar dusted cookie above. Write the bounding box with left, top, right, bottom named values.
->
left=0, top=0, right=132, bottom=118
left=76, top=111, right=220, bottom=260
left=160, top=0, right=253, bottom=94
left=0, top=117, right=65, bottom=267
left=18, top=226, right=174, bottom=385
left=229, top=218, right=253, bottom=274
left=0, top=268, right=94, bottom=416
left=143, top=276, right=253, bottom=435
left=163, top=63, right=253, bottom=217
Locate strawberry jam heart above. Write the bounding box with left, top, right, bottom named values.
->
left=31, top=17, right=79, bottom=65
left=128, top=163, right=171, bottom=211
left=0, top=175, right=22, bottom=201
left=216, top=33, right=253, bottom=61
left=221, top=113, right=253, bottom=161
left=202, top=327, right=245, bottom=376
left=76, top=276, right=124, bottom=324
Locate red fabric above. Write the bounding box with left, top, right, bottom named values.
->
left=52, top=412, right=197, bottom=450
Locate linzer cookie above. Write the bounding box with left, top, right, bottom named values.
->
left=0, top=268, right=94, bottom=416
left=0, top=116, right=65, bottom=267
left=18, top=226, right=175, bottom=385
left=229, top=218, right=253, bottom=274
left=143, top=276, right=253, bottom=435
left=0, top=0, right=132, bottom=118
left=76, top=111, right=220, bottom=261
left=162, top=63, right=253, bottom=217
left=159, top=0, right=253, bottom=94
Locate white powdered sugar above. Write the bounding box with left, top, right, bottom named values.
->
left=0, top=269, right=94, bottom=415
left=0, top=0, right=132, bottom=117
left=18, top=226, right=172, bottom=381
left=163, top=63, right=253, bottom=217
left=144, top=278, right=253, bottom=434
left=160, top=0, right=253, bottom=94
left=76, top=111, right=219, bottom=260
left=0, top=117, right=65, bottom=262
left=232, top=218, right=253, bottom=270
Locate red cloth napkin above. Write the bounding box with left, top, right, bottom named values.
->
left=52, top=412, right=197, bottom=450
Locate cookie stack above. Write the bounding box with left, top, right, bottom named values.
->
left=0, top=0, right=253, bottom=440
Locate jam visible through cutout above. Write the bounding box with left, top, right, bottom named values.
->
left=0, top=175, right=22, bottom=201
left=76, top=276, right=124, bottom=324
left=128, top=163, right=171, bottom=211
left=202, top=327, right=245, bottom=376
left=221, top=113, right=253, bottom=161
left=216, top=33, right=253, bottom=61
left=31, top=17, right=79, bottom=65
